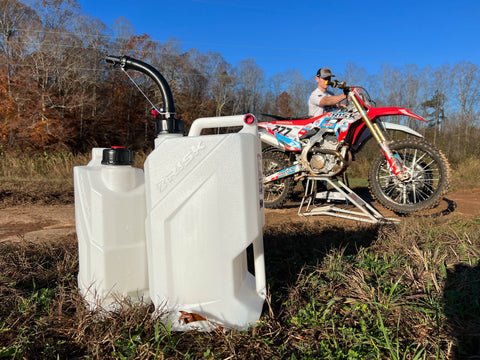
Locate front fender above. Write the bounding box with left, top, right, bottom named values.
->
left=381, top=122, right=423, bottom=138
left=352, top=121, right=423, bottom=152
left=368, top=107, right=427, bottom=122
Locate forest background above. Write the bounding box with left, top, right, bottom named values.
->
left=1, top=0, right=479, bottom=165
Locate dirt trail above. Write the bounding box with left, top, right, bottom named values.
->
left=0, top=190, right=479, bottom=243
left=266, top=189, right=480, bottom=227
left=0, top=205, right=76, bottom=242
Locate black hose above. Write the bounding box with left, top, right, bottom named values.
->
left=106, top=55, right=176, bottom=118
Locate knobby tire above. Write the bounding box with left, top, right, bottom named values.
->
left=262, top=150, right=294, bottom=209
left=368, top=139, right=450, bottom=214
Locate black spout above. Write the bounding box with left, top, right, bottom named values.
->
left=106, top=55, right=176, bottom=119
left=106, top=55, right=184, bottom=136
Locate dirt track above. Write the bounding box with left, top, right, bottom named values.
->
left=0, top=189, right=479, bottom=243
left=266, top=189, right=480, bottom=227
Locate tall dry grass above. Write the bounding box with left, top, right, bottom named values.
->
left=0, top=151, right=86, bottom=180
left=450, top=156, right=480, bottom=190
left=0, top=150, right=148, bottom=181
left=339, top=150, right=479, bottom=191
left=1, top=149, right=478, bottom=191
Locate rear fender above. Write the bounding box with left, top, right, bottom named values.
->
left=258, top=127, right=302, bottom=152
left=259, top=128, right=284, bottom=150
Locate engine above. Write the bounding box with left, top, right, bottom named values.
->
left=300, top=134, right=351, bottom=177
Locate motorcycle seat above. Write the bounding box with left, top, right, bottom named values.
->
left=260, top=113, right=310, bottom=122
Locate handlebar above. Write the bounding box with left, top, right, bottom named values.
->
left=325, top=80, right=348, bottom=89
left=325, top=80, right=375, bottom=107
left=106, top=55, right=176, bottom=119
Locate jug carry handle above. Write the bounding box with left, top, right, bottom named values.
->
left=188, top=114, right=257, bottom=137
left=254, top=236, right=267, bottom=298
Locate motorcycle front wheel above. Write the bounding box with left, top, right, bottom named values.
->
left=369, top=139, right=450, bottom=214
left=262, top=151, right=294, bottom=209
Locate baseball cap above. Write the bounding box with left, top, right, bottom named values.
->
left=316, top=68, right=335, bottom=79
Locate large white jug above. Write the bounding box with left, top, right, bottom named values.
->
left=74, top=147, right=149, bottom=311
left=144, top=114, right=266, bottom=331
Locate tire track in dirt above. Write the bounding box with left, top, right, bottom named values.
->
left=0, top=190, right=478, bottom=242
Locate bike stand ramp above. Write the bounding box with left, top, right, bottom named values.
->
left=298, top=176, right=399, bottom=224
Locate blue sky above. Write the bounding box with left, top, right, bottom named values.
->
left=77, top=0, right=480, bottom=80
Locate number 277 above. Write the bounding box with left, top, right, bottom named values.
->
left=272, top=125, right=292, bottom=136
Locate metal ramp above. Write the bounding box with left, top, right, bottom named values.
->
left=298, top=176, right=399, bottom=224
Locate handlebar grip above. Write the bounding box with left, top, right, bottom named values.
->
left=326, top=80, right=347, bottom=89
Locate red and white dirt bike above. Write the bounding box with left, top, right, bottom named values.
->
left=259, top=80, right=450, bottom=214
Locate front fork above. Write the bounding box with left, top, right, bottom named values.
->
left=349, top=93, right=409, bottom=181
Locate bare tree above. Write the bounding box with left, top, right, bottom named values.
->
left=454, top=62, right=480, bottom=123
left=283, top=69, right=310, bottom=117
left=71, top=14, right=111, bottom=143
left=265, top=70, right=309, bottom=118
left=32, top=0, right=80, bottom=30
left=234, top=57, right=264, bottom=114
left=111, top=16, right=135, bottom=54
left=196, top=51, right=235, bottom=117
left=342, top=62, right=368, bottom=85
left=452, top=61, right=480, bottom=156
left=422, top=89, right=445, bottom=144
left=0, top=0, right=37, bottom=94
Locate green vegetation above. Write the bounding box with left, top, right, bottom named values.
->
left=1, top=216, right=479, bottom=359
left=1, top=155, right=479, bottom=359
left=1, top=179, right=479, bottom=358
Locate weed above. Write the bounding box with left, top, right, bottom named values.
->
left=1, top=169, right=480, bottom=357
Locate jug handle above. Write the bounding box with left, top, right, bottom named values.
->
left=253, top=236, right=267, bottom=298
left=188, top=114, right=257, bottom=137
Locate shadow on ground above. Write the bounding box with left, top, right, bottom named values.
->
left=443, top=263, right=480, bottom=359
left=263, top=221, right=380, bottom=312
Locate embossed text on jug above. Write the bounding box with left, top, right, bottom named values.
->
left=156, top=141, right=206, bottom=192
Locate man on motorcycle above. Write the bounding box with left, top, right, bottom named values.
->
left=308, top=68, right=346, bottom=117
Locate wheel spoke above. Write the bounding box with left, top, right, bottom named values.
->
left=371, top=140, right=449, bottom=213
left=262, top=152, right=294, bottom=208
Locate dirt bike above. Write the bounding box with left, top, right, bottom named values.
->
left=259, top=80, right=450, bottom=214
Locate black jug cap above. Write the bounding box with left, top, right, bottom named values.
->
left=101, top=147, right=134, bottom=165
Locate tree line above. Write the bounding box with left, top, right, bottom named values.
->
left=1, top=0, right=479, bottom=162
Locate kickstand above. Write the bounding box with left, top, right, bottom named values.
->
left=298, top=176, right=399, bottom=224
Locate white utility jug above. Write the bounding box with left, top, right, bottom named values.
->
left=144, top=114, right=266, bottom=331
left=74, top=147, right=149, bottom=311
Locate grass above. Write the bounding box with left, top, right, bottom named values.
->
left=1, top=206, right=479, bottom=358
left=1, top=149, right=477, bottom=191
left=449, top=156, right=480, bottom=191
left=1, top=152, right=480, bottom=358
left=0, top=148, right=477, bottom=214
left=0, top=150, right=147, bottom=181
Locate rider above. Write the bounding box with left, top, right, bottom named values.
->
left=308, top=67, right=346, bottom=117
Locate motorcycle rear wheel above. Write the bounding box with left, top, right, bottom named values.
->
left=262, top=151, right=294, bottom=209
left=369, top=139, right=450, bottom=214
